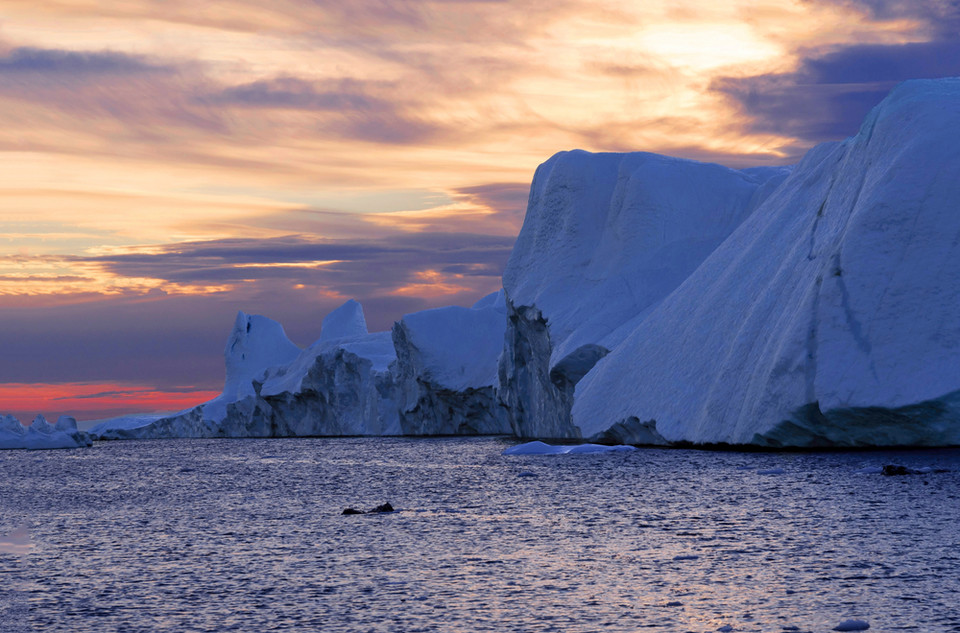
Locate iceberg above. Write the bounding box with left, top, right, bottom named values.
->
left=498, top=149, right=789, bottom=439
left=92, top=78, right=960, bottom=448
left=502, top=440, right=636, bottom=455
left=91, top=293, right=511, bottom=439
left=572, top=79, right=960, bottom=447
left=1, top=414, right=93, bottom=450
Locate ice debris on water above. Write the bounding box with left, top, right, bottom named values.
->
left=502, top=441, right=636, bottom=455
left=757, top=468, right=785, bottom=475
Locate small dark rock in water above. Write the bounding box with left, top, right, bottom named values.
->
left=833, top=619, right=869, bottom=631
left=882, top=464, right=915, bottom=476
left=342, top=502, right=395, bottom=515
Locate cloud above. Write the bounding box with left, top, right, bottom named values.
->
left=804, top=0, right=960, bottom=37
left=0, top=47, right=166, bottom=74
left=211, top=76, right=393, bottom=112
left=74, top=232, right=514, bottom=297
left=714, top=38, right=960, bottom=145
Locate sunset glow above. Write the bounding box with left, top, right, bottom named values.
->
left=2, top=0, right=958, bottom=419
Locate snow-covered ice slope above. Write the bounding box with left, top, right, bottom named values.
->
left=1, top=415, right=92, bottom=450
left=573, top=78, right=960, bottom=447
left=499, top=149, right=789, bottom=438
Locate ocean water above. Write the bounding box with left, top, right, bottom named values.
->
left=2, top=437, right=959, bottom=632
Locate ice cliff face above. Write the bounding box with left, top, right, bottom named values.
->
left=498, top=150, right=790, bottom=438
left=393, top=291, right=511, bottom=435
left=572, top=78, right=960, bottom=447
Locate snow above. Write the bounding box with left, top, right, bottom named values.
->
left=319, top=298, right=368, bottom=342
left=572, top=78, right=960, bottom=447
left=503, top=150, right=789, bottom=369
left=0, top=414, right=93, bottom=450
left=502, top=441, right=636, bottom=455
left=396, top=290, right=506, bottom=392
left=86, top=413, right=168, bottom=434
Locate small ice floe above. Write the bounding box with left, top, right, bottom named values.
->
left=673, top=555, right=700, bottom=561
left=502, top=441, right=636, bottom=455
left=665, top=601, right=683, bottom=607
left=756, top=467, right=785, bottom=475
left=833, top=619, right=869, bottom=631
left=717, top=625, right=734, bottom=632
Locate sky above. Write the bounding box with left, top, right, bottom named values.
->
left=2, top=0, right=959, bottom=422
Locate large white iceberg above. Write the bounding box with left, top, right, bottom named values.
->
left=92, top=78, right=960, bottom=448
left=1, top=414, right=93, bottom=450
left=498, top=149, right=789, bottom=439
left=572, top=78, right=960, bottom=447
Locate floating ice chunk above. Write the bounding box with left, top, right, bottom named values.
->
left=833, top=619, right=870, bottom=631
left=717, top=626, right=734, bottom=632
left=757, top=468, right=785, bottom=475
left=853, top=466, right=883, bottom=474
left=502, top=441, right=636, bottom=455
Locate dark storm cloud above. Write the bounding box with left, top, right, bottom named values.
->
left=713, top=38, right=960, bottom=145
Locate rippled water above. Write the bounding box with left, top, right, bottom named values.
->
left=2, top=438, right=960, bottom=632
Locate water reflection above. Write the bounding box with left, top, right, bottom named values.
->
left=1, top=439, right=958, bottom=632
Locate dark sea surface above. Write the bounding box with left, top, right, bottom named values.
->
left=2, top=437, right=959, bottom=632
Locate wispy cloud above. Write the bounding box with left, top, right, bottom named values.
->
left=714, top=38, right=960, bottom=147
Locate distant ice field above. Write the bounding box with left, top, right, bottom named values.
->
left=2, top=438, right=959, bottom=632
